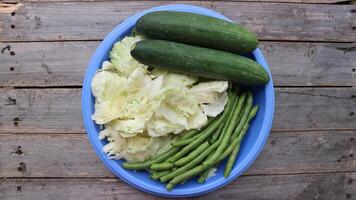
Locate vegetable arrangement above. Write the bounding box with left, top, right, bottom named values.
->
left=92, top=11, right=270, bottom=191
left=123, top=91, right=258, bottom=190
left=92, top=36, right=228, bottom=162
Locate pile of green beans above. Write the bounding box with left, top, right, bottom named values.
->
left=122, top=89, right=259, bottom=191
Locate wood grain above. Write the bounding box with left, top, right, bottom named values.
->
left=1, top=41, right=355, bottom=87
left=0, top=131, right=355, bottom=178
left=0, top=88, right=355, bottom=134
left=1, top=2, right=355, bottom=42
left=0, top=173, right=355, bottom=199
left=0, top=89, right=83, bottom=134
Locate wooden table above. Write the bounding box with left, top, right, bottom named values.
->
left=0, top=1, right=355, bottom=199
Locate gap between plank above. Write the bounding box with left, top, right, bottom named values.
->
left=2, top=39, right=355, bottom=44
left=1, top=170, right=356, bottom=180
left=1, top=0, right=354, bottom=5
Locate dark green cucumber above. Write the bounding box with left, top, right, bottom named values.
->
left=131, top=40, right=270, bottom=85
left=135, top=11, right=258, bottom=54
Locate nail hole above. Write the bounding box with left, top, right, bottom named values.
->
left=353, top=27, right=356, bottom=30
left=16, top=186, right=21, bottom=192
left=17, top=162, right=26, bottom=172
left=349, top=154, right=353, bottom=157
left=352, top=68, right=356, bottom=72
left=346, top=193, right=352, bottom=199
left=10, top=24, right=15, bottom=29
left=350, top=112, right=355, bottom=116
left=10, top=51, right=15, bottom=56
left=11, top=12, right=16, bottom=16
left=351, top=138, right=355, bottom=142
left=10, top=67, right=14, bottom=71
left=14, top=121, right=19, bottom=126
left=13, top=117, right=20, bottom=121
left=348, top=179, right=353, bottom=184
left=270, top=140, right=276, bottom=145
left=15, top=146, right=22, bottom=155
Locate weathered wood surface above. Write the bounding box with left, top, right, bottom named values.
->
left=0, top=89, right=83, bottom=134
left=1, top=41, right=355, bottom=87
left=0, top=41, right=97, bottom=87
left=0, top=131, right=355, bottom=178
left=0, top=0, right=355, bottom=198
left=0, top=173, right=355, bottom=200
left=1, top=88, right=355, bottom=134
left=1, top=2, right=355, bottom=42
left=1, top=0, right=351, bottom=4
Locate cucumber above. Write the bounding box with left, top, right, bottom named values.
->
left=135, top=11, right=258, bottom=54
left=131, top=40, right=270, bottom=85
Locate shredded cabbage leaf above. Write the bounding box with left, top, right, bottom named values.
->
left=92, top=36, right=229, bottom=162
left=100, top=125, right=172, bottom=162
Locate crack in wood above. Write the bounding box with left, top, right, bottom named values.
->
left=1, top=45, right=11, bottom=54
left=278, top=91, right=356, bottom=100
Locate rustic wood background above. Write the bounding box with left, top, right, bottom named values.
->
left=0, top=0, right=355, bottom=199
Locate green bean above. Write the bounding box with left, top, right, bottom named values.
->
left=151, top=170, right=171, bottom=180
left=179, top=129, right=199, bottom=140
left=202, top=92, right=246, bottom=168
left=215, top=134, right=243, bottom=166
left=208, top=121, right=225, bottom=144
left=173, top=132, right=203, bottom=147
left=223, top=144, right=241, bottom=178
left=230, top=92, right=254, bottom=140
left=122, top=160, right=151, bottom=170
left=197, top=152, right=215, bottom=183
left=224, top=105, right=258, bottom=177
left=197, top=167, right=214, bottom=183
left=180, top=178, right=188, bottom=185
left=163, top=123, right=228, bottom=189
left=122, top=146, right=180, bottom=170
left=179, top=117, right=215, bottom=140
left=151, top=162, right=174, bottom=171
left=168, top=93, right=236, bottom=163
left=174, top=141, right=209, bottom=167
left=168, top=165, right=205, bottom=189
left=167, top=136, right=242, bottom=190
left=160, top=137, right=222, bottom=183
left=166, top=182, right=175, bottom=191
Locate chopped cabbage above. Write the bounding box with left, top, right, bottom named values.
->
left=190, top=81, right=229, bottom=103
left=109, top=36, right=147, bottom=76
left=100, top=125, right=172, bottom=162
left=151, top=68, right=198, bottom=88
left=201, top=91, right=228, bottom=117
left=92, top=36, right=229, bottom=162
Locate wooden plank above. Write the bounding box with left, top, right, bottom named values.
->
left=0, top=173, right=355, bottom=199
left=0, top=89, right=83, bottom=134
left=0, top=0, right=350, bottom=4
left=0, top=88, right=355, bottom=134
left=1, top=2, right=355, bottom=42
left=1, top=41, right=355, bottom=87
left=273, top=88, right=356, bottom=131
left=0, top=42, right=97, bottom=87
left=0, top=131, right=355, bottom=178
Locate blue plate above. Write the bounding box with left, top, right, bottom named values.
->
left=82, top=4, right=274, bottom=197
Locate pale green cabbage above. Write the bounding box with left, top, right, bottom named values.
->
left=92, top=36, right=229, bottom=162
left=100, top=125, right=172, bottom=162
left=109, top=35, right=147, bottom=76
